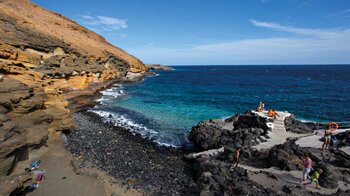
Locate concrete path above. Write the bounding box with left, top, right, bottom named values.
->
left=252, top=111, right=309, bottom=150
left=296, top=129, right=350, bottom=156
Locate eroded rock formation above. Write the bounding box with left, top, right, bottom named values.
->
left=0, top=0, right=147, bottom=193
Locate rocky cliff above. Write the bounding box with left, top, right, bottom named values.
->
left=0, top=0, right=147, bottom=183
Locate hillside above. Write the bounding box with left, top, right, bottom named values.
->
left=0, top=0, right=147, bottom=194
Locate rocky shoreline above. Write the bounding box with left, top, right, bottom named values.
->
left=66, top=111, right=198, bottom=195
left=63, top=103, right=350, bottom=196
left=1, top=1, right=350, bottom=196
left=187, top=111, right=350, bottom=195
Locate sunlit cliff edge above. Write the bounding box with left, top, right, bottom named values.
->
left=0, top=0, right=147, bottom=192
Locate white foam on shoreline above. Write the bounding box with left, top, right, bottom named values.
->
left=92, top=109, right=157, bottom=132
left=101, top=87, right=125, bottom=98
left=96, top=84, right=126, bottom=105
left=90, top=109, right=184, bottom=148
left=92, top=83, right=187, bottom=148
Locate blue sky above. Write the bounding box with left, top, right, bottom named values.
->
left=32, top=0, right=350, bottom=65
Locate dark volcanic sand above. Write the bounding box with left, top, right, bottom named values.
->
left=66, top=111, right=198, bottom=195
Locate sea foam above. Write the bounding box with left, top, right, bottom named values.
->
left=90, top=109, right=158, bottom=135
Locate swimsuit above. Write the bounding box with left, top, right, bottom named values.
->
left=325, top=130, right=332, bottom=139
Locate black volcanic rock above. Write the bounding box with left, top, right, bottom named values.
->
left=189, top=122, right=224, bottom=150
left=268, top=140, right=305, bottom=171
left=284, top=115, right=314, bottom=134
left=192, top=158, right=276, bottom=196
left=232, top=111, right=270, bottom=133
left=266, top=140, right=350, bottom=189
left=66, top=111, right=198, bottom=195
left=189, top=112, right=269, bottom=151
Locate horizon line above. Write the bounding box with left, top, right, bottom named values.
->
left=164, top=64, right=350, bottom=66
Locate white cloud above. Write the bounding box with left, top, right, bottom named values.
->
left=79, top=15, right=128, bottom=31
left=250, top=19, right=350, bottom=39
left=130, top=20, right=350, bottom=65
left=325, top=8, right=350, bottom=18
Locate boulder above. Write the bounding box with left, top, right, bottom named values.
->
left=284, top=115, right=313, bottom=134
left=189, top=113, right=269, bottom=151
left=189, top=123, right=223, bottom=150
left=335, top=130, right=350, bottom=149
left=316, top=162, right=340, bottom=189
left=332, top=149, right=350, bottom=168
left=268, top=140, right=304, bottom=171
left=232, top=112, right=269, bottom=133
left=193, top=158, right=276, bottom=196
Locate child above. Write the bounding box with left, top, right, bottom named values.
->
left=302, top=153, right=313, bottom=183
left=304, top=169, right=323, bottom=190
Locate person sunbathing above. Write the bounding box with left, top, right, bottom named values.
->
left=267, top=108, right=279, bottom=119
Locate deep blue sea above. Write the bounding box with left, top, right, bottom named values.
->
left=92, top=65, right=350, bottom=147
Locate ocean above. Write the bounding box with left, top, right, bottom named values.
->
left=92, top=65, right=350, bottom=147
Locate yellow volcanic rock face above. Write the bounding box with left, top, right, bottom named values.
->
left=0, top=0, right=146, bottom=73
left=0, top=0, right=147, bottom=181
left=16, top=51, right=42, bottom=65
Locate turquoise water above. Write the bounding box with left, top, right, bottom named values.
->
left=93, top=65, right=350, bottom=147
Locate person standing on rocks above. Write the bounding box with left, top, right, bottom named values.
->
left=233, top=147, right=241, bottom=167
left=302, top=153, right=313, bottom=183
left=257, top=101, right=265, bottom=112
left=322, top=125, right=332, bottom=151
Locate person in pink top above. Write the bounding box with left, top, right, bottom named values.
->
left=302, top=153, right=313, bottom=183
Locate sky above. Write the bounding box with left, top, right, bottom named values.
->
left=32, top=0, right=350, bottom=65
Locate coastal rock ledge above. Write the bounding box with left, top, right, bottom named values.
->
left=0, top=0, right=147, bottom=194
left=188, top=111, right=350, bottom=195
